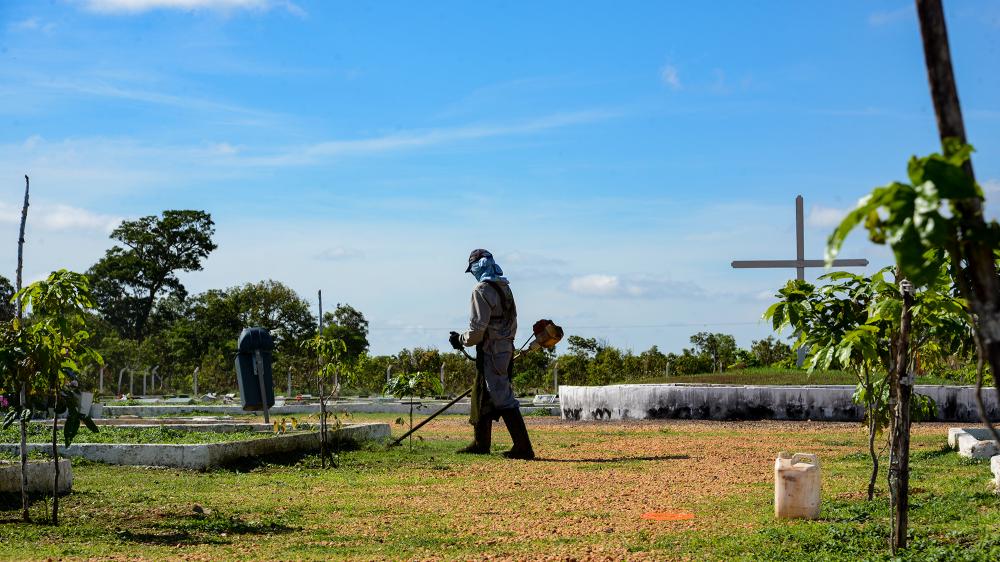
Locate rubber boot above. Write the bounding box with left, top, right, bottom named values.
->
left=457, top=418, right=492, bottom=454
left=500, top=409, right=535, bottom=460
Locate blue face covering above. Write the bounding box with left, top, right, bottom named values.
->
left=470, top=256, right=506, bottom=282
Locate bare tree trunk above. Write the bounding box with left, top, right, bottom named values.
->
left=889, top=281, right=914, bottom=552
left=17, top=175, right=30, bottom=522
left=916, top=0, right=1000, bottom=443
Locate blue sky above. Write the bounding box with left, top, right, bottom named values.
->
left=2, top=0, right=999, bottom=355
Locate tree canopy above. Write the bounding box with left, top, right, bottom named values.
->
left=88, top=210, right=216, bottom=340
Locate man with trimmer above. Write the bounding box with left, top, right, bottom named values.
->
left=449, top=249, right=535, bottom=460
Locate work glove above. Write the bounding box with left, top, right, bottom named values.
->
left=449, top=331, right=463, bottom=350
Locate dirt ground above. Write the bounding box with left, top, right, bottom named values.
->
left=329, top=416, right=955, bottom=560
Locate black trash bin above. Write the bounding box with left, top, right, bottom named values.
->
left=235, top=327, right=275, bottom=412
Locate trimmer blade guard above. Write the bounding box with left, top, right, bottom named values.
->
left=531, top=319, right=564, bottom=349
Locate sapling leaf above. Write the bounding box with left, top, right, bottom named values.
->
left=2, top=410, right=17, bottom=430
left=63, top=413, right=80, bottom=447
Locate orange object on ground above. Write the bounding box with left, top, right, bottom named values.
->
left=640, top=511, right=695, bottom=521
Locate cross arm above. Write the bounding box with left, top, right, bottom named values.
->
left=731, top=259, right=869, bottom=269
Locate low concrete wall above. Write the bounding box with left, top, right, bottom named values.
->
left=0, top=423, right=390, bottom=471
left=101, top=402, right=558, bottom=418
left=560, top=384, right=1000, bottom=422
left=0, top=459, right=72, bottom=493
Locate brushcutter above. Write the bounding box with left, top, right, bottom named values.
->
left=388, top=319, right=563, bottom=447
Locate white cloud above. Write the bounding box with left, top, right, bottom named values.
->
left=568, top=274, right=706, bottom=300
left=211, top=142, right=240, bottom=155
left=868, top=7, right=912, bottom=26
left=569, top=274, right=620, bottom=296
left=315, top=246, right=363, bottom=261
left=0, top=201, right=122, bottom=233
left=239, top=109, right=622, bottom=166
left=79, top=0, right=304, bottom=16
left=9, top=18, right=56, bottom=33
left=37, top=79, right=277, bottom=119
left=807, top=205, right=848, bottom=228
left=660, top=64, right=681, bottom=90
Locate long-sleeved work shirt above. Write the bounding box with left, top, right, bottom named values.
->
left=461, top=279, right=520, bottom=415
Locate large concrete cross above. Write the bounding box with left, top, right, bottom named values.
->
left=731, top=195, right=868, bottom=281
left=732, top=195, right=869, bottom=366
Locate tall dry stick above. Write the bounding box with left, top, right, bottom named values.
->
left=51, top=382, right=59, bottom=525
left=16, top=175, right=30, bottom=522
left=318, top=290, right=326, bottom=468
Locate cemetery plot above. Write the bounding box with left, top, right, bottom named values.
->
left=1, top=415, right=997, bottom=560
left=0, top=421, right=390, bottom=470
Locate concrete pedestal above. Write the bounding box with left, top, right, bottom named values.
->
left=0, top=459, right=72, bottom=494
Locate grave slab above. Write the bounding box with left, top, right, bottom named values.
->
left=992, top=456, right=1000, bottom=491
left=948, top=427, right=1000, bottom=459
left=0, top=422, right=389, bottom=471
left=0, top=459, right=72, bottom=494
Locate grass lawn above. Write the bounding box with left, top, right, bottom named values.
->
left=0, top=413, right=997, bottom=560
left=630, top=368, right=959, bottom=387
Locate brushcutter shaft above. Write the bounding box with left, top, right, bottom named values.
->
left=389, top=387, right=472, bottom=447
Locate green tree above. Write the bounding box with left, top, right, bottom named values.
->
left=689, top=332, right=737, bottom=372
left=750, top=336, right=794, bottom=367
left=765, top=268, right=961, bottom=500
left=513, top=347, right=555, bottom=392
left=384, top=369, right=443, bottom=451
left=321, top=303, right=369, bottom=362
left=0, top=275, right=15, bottom=322
left=639, top=346, right=669, bottom=379
left=10, top=270, right=102, bottom=524
left=302, top=334, right=350, bottom=467
left=439, top=352, right=477, bottom=396
left=566, top=335, right=602, bottom=357
left=827, top=142, right=1000, bottom=433
left=88, top=210, right=216, bottom=340
left=587, top=346, right=624, bottom=386
left=158, top=281, right=316, bottom=394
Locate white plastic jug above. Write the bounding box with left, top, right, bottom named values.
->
left=774, top=451, right=821, bottom=519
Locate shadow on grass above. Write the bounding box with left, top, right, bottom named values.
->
left=115, top=528, right=209, bottom=546
left=0, top=491, right=68, bottom=512
left=118, top=511, right=297, bottom=545
left=533, top=454, right=690, bottom=463
left=218, top=441, right=361, bottom=472
left=911, top=444, right=954, bottom=461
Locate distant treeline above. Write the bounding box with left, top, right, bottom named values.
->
left=4, top=209, right=978, bottom=397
